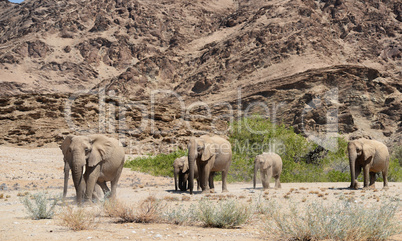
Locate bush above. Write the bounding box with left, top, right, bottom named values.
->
left=58, top=205, right=97, bottom=231
left=195, top=198, right=252, bottom=228
left=124, top=149, right=187, bottom=177
left=103, top=199, right=137, bottom=223
left=388, top=158, right=402, bottom=182
left=162, top=204, right=197, bottom=225
left=391, top=145, right=402, bottom=167
left=229, top=116, right=349, bottom=183
left=264, top=199, right=401, bottom=241
left=104, top=196, right=165, bottom=223
left=20, top=192, right=58, bottom=220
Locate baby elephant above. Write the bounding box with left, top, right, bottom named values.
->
left=173, top=156, right=200, bottom=191
left=253, top=152, right=282, bottom=190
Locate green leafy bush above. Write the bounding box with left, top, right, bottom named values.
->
left=388, top=158, right=402, bottom=182
left=20, top=192, right=58, bottom=220
left=124, top=149, right=187, bottom=177
left=229, top=116, right=349, bottom=183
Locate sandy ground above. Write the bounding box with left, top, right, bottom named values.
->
left=0, top=146, right=401, bottom=241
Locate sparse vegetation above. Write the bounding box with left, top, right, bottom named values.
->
left=195, top=198, right=252, bottom=228
left=103, top=199, right=137, bottom=223
left=20, top=192, right=58, bottom=220
left=58, top=205, right=98, bottom=231
left=263, top=199, right=401, bottom=241
left=163, top=204, right=197, bottom=225
left=104, top=196, right=165, bottom=223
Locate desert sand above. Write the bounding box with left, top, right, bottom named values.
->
left=0, top=146, right=401, bottom=241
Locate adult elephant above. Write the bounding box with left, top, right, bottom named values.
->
left=188, top=135, right=232, bottom=194
left=348, top=138, right=389, bottom=190
left=60, top=134, right=125, bottom=203
left=253, top=152, right=282, bottom=190
left=173, top=156, right=199, bottom=191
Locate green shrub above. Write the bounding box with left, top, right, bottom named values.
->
left=124, top=149, right=187, bottom=177
left=195, top=199, right=252, bottom=228
left=388, top=158, right=402, bottom=182
left=391, top=145, right=402, bottom=166
left=20, top=192, right=58, bottom=220
left=229, top=116, right=349, bottom=183
left=265, top=199, right=401, bottom=241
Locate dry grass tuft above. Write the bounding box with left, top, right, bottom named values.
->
left=181, top=195, right=191, bottom=201
left=58, top=205, right=97, bottom=231
left=163, top=196, right=180, bottom=201
left=104, top=196, right=165, bottom=223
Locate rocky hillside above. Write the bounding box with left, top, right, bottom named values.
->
left=0, top=0, right=401, bottom=152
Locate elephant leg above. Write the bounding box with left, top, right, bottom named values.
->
left=382, top=168, right=389, bottom=190
left=362, top=165, right=370, bottom=189
left=98, top=181, right=110, bottom=196
left=209, top=172, right=215, bottom=193
left=63, top=162, right=70, bottom=199
left=353, top=165, right=362, bottom=189
left=84, top=165, right=101, bottom=202
left=109, top=164, right=123, bottom=200
left=369, top=172, right=376, bottom=188
left=179, top=174, right=187, bottom=191
left=200, top=164, right=210, bottom=194
left=274, top=174, right=281, bottom=189
left=91, top=183, right=105, bottom=201
left=261, top=171, right=268, bottom=189
left=221, top=170, right=229, bottom=193
left=196, top=178, right=200, bottom=191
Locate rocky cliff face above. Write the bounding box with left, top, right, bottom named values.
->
left=0, top=0, right=401, bottom=152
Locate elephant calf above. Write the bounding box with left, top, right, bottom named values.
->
left=173, top=156, right=200, bottom=192
left=253, top=152, right=282, bottom=190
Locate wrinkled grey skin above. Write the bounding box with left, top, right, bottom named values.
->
left=60, top=134, right=125, bottom=204
left=188, top=135, right=232, bottom=194
left=348, top=138, right=389, bottom=190
left=253, top=152, right=282, bottom=190
left=173, top=156, right=200, bottom=191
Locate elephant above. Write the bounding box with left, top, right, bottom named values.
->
left=60, top=134, right=125, bottom=203
left=253, top=152, right=282, bottom=190
left=348, top=138, right=389, bottom=190
left=188, top=134, right=232, bottom=194
left=173, top=156, right=200, bottom=192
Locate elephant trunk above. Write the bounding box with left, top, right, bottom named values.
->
left=253, top=159, right=258, bottom=189
left=348, top=144, right=357, bottom=189
left=71, top=153, right=86, bottom=204
left=63, top=162, right=70, bottom=198
left=188, top=138, right=197, bottom=194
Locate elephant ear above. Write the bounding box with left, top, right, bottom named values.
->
left=60, top=135, right=74, bottom=156
left=201, top=141, right=215, bottom=161
left=362, top=142, right=375, bottom=161
left=88, top=137, right=113, bottom=167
